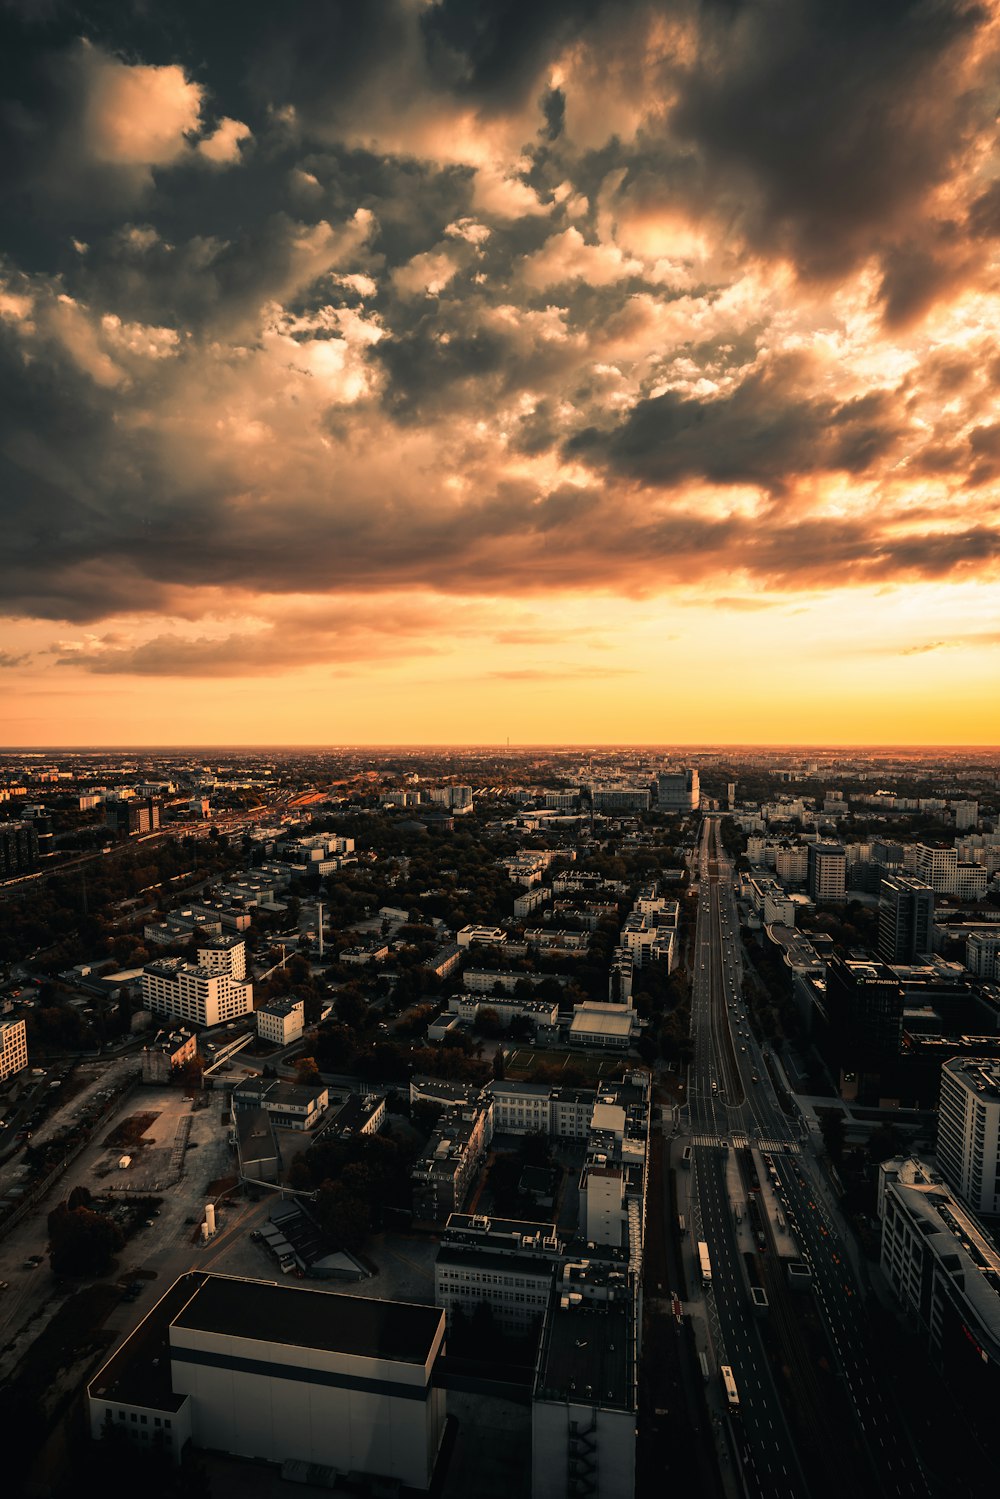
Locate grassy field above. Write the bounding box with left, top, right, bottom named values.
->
left=501, top=1046, right=630, bottom=1083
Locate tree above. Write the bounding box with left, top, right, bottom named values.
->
left=295, top=1055, right=321, bottom=1086
left=315, top=1180, right=371, bottom=1252
left=819, top=1110, right=845, bottom=1166
left=48, top=1200, right=124, bottom=1276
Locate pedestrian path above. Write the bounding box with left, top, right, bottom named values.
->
left=688, top=1132, right=800, bottom=1154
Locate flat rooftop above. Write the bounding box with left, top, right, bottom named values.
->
left=172, top=1274, right=443, bottom=1365
left=535, top=1300, right=632, bottom=1411
left=89, top=1275, right=198, bottom=1411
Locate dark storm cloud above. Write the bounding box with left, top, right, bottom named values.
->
left=567, top=357, right=905, bottom=493
left=0, top=0, right=996, bottom=671
left=668, top=0, right=989, bottom=284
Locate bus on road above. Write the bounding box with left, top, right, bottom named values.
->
left=698, top=1240, right=712, bottom=1288
left=720, top=1365, right=740, bottom=1409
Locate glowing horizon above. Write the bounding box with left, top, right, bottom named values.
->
left=2, top=4, right=999, bottom=747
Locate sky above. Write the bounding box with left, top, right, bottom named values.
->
left=1, top=0, right=999, bottom=748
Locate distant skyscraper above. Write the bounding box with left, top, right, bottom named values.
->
left=807, top=842, right=846, bottom=900
left=954, top=800, right=979, bottom=832
left=878, top=874, right=934, bottom=964
left=727, top=782, right=736, bottom=810
left=657, top=769, right=699, bottom=811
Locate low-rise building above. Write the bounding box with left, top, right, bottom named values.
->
left=141, top=1029, right=198, bottom=1085
left=411, top=1098, right=494, bottom=1222
left=232, top=1076, right=328, bottom=1131
left=569, top=1002, right=639, bottom=1050
left=321, top=1092, right=386, bottom=1142
left=435, top=1213, right=562, bottom=1334
left=456, top=924, right=507, bottom=950
left=256, top=996, right=305, bottom=1046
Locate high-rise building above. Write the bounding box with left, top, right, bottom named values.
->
left=914, top=843, right=958, bottom=894
left=0, top=820, right=39, bottom=879
left=657, top=769, right=699, bottom=811
left=826, top=954, right=903, bottom=1067
left=878, top=875, right=934, bottom=964
left=877, top=1156, right=1000, bottom=1451
left=807, top=842, right=846, bottom=900
left=954, top=801, right=979, bottom=832
left=141, top=956, right=253, bottom=1028
left=936, top=1057, right=1000, bottom=1216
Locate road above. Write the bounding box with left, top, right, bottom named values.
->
left=685, top=818, right=930, bottom=1499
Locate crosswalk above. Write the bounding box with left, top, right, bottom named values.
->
left=688, top=1133, right=800, bottom=1154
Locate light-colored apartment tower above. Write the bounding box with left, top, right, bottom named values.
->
left=936, top=1057, right=1000, bottom=1216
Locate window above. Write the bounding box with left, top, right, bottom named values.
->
left=131, top=1414, right=138, bottom=1424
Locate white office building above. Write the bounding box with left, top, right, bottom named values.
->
left=142, top=957, right=253, bottom=1029
left=256, top=996, right=305, bottom=1046
left=936, top=1057, right=1000, bottom=1216
left=915, top=844, right=958, bottom=895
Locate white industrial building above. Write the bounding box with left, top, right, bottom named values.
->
left=569, top=1002, right=639, bottom=1050
left=88, top=1273, right=447, bottom=1490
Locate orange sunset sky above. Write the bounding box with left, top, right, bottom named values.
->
left=1, top=1, right=999, bottom=746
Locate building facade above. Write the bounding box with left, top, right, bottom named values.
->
left=0, top=1016, right=28, bottom=1083
left=142, top=958, right=253, bottom=1029
left=936, top=1057, right=1000, bottom=1215
left=88, top=1273, right=447, bottom=1490
left=878, top=875, right=934, bottom=964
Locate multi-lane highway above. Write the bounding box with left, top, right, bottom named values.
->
left=686, top=817, right=929, bottom=1499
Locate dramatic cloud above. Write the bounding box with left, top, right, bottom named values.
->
left=0, top=2, right=997, bottom=744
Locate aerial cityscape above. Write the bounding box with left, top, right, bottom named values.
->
left=2, top=3, right=1000, bottom=1498
left=0, top=745, right=999, bottom=1499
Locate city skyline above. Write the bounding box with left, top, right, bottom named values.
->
left=2, top=3, right=999, bottom=746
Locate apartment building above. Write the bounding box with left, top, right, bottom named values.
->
left=966, top=931, right=1000, bottom=980
left=807, top=842, right=846, bottom=900
left=0, top=1016, right=28, bottom=1083
left=877, top=1157, right=1000, bottom=1449
left=195, top=936, right=246, bottom=980
left=936, top=1057, right=1000, bottom=1215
